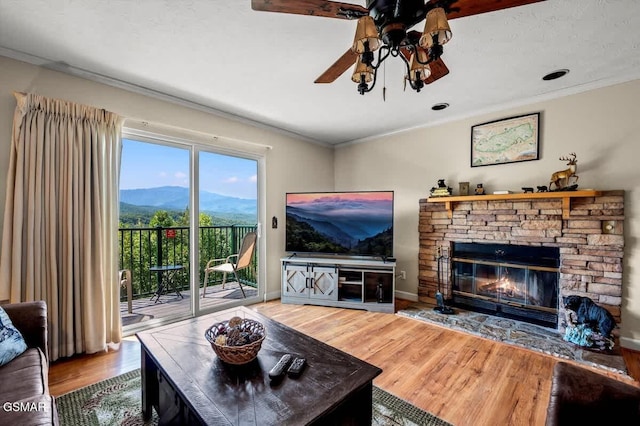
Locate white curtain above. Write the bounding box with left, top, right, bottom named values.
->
left=0, top=92, right=123, bottom=360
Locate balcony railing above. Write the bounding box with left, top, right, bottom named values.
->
left=118, top=225, right=257, bottom=301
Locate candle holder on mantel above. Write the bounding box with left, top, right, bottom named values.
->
left=429, top=179, right=452, bottom=197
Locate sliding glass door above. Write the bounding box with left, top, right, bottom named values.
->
left=197, top=152, right=258, bottom=308
left=118, top=133, right=262, bottom=332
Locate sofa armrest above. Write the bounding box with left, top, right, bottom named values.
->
left=2, top=301, right=48, bottom=361
left=546, top=361, right=640, bottom=425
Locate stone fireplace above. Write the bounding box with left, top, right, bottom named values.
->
left=419, top=191, right=624, bottom=334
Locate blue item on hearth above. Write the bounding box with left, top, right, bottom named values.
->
left=563, top=324, right=594, bottom=347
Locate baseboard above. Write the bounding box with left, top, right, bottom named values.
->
left=394, top=290, right=418, bottom=302
left=620, top=336, right=640, bottom=351
left=264, top=290, right=281, bottom=302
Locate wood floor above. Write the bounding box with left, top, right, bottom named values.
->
left=49, top=299, right=640, bottom=426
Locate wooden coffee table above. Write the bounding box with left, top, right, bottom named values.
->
left=137, top=306, right=382, bottom=425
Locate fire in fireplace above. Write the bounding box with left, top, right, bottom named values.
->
left=451, top=243, right=560, bottom=328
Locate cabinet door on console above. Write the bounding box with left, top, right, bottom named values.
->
left=283, top=264, right=310, bottom=298
left=309, top=266, right=338, bottom=301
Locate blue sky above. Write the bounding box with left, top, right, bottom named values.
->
left=120, top=139, right=257, bottom=199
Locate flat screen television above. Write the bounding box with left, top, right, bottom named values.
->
left=285, top=191, right=394, bottom=258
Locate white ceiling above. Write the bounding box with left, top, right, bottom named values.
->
left=1, top=0, right=640, bottom=146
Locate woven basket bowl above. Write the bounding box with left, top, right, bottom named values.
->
left=204, top=319, right=266, bottom=365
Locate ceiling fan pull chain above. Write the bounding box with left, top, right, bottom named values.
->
left=383, top=61, right=387, bottom=102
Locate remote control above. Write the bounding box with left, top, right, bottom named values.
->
left=268, top=354, right=292, bottom=380
left=287, top=357, right=306, bottom=378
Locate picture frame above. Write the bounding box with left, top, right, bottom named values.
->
left=471, top=112, right=540, bottom=167
left=459, top=182, right=469, bottom=196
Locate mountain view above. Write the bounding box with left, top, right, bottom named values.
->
left=119, top=186, right=257, bottom=225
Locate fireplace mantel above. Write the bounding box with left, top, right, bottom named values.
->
left=426, top=190, right=602, bottom=219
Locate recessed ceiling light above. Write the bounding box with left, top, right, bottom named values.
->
left=542, top=69, right=569, bottom=81
left=432, top=103, right=449, bottom=111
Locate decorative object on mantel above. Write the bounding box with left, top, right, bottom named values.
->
left=536, top=185, right=548, bottom=192
left=522, top=187, right=534, bottom=193
left=562, top=296, right=616, bottom=351
left=549, top=152, right=579, bottom=191
left=474, top=183, right=485, bottom=195
left=429, top=179, right=452, bottom=197
left=458, top=182, right=469, bottom=196
left=471, top=112, right=540, bottom=167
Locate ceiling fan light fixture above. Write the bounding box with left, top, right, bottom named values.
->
left=351, top=57, right=374, bottom=84
left=409, top=49, right=432, bottom=82
left=253, top=0, right=546, bottom=96
left=419, top=7, right=452, bottom=48
left=352, top=16, right=380, bottom=53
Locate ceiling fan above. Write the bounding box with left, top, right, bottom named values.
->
left=251, top=0, right=546, bottom=95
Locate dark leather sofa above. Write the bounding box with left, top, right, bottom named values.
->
left=0, top=301, right=59, bottom=425
left=546, top=361, right=640, bottom=425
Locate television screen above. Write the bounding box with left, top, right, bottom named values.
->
left=285, top=191, right=394, bottom=258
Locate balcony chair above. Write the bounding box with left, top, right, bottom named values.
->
left=120, top=269, right=132, bottom=313
left=202, top=231, right=257, bottom=298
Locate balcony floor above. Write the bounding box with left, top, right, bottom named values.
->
left=120, top=281, right=258, bottom=327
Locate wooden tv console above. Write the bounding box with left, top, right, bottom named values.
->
left=281, top=256, right=396, bottom=313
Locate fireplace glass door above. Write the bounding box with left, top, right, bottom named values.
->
left=451, top=243, right=559, bottom=328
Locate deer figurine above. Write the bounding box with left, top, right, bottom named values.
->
left=549, top=153, right=578, bottom=190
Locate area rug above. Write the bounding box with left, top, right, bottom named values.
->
left=57, top=369, right=451, bottom=426
left=398, top=303, right=629, bottom=377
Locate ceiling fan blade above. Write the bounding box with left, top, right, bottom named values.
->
left=315, top=48, right=358, bottom=83
left=442, top=0, right=546, bottom=20
left=399, top=47, right=412, bottom=62
left=251, top=0, right=368, bottom=20
left=424, top=58, right=449, bottom=84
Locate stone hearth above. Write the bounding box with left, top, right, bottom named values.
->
left=418, top=191, right=625, bottom=341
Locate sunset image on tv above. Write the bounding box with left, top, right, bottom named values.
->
left=285, top=191, right=393, bottom=257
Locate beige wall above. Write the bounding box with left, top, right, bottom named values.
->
left=335, top=79, right=640, bottom=349
left=0, top=56, right=335, bottom=302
